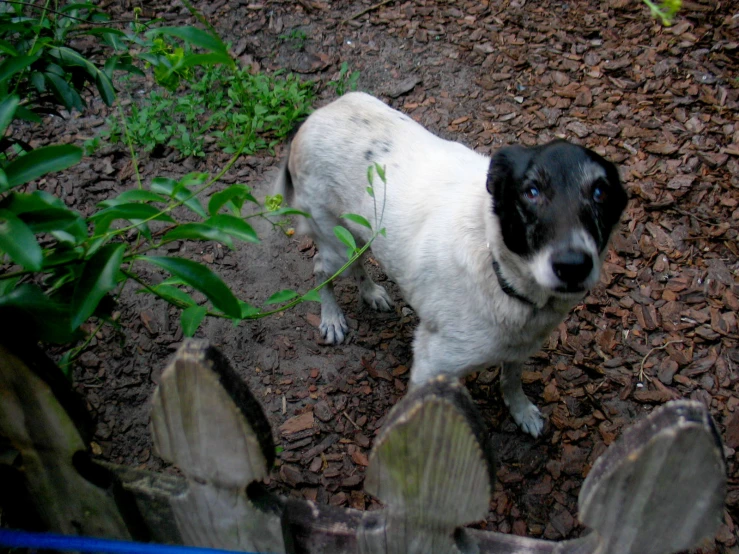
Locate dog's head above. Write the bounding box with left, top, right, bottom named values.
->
left=487, top=140, right=627, bottom=296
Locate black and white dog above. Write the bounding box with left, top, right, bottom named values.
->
left=275, top=92, right=627, bottom=436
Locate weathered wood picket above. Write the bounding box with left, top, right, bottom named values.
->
left=0, top=336, right=727, bottom=554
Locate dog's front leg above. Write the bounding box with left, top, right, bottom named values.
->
left=313, top=251, right=349, bottom=344
left=501, top=361, right=544, bottom=437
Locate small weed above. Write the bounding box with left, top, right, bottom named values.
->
left=278, top=28, right=308, bottom=51
left=83, top=137, right=103, bottom=156
left=642, top=0, right=682, bottom=26
left=327, top=62, right=360, bottom=96
left=105, top=64, right=315, bottom=156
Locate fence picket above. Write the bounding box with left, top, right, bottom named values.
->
left=150, top=340, right=284, bottom=553
left=358, top=378, right=494, bottom=553
left=0, top=341, right=132, bottom=539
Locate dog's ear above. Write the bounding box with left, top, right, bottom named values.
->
left=486, top=145, right=535, bottom=199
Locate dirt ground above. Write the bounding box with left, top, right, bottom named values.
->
left=21, top=0, right=739, bottom=550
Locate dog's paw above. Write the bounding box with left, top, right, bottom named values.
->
left=510, top=402, right=544, bottom=438
left=320, top=313, right=349, bottom=345
left=362, top=284, right=394, bottom=312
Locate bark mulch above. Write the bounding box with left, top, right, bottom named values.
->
left=13, top=0, right=739, bottom=551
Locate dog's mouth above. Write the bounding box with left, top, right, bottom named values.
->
left=553, top=283, right=588, bottom=295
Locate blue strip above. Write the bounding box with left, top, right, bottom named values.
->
left=0, top=530, right=266, bottom=554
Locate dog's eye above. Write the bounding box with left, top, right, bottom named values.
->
left=593, top=184, right=607, bottom=204
left=524, top=186, right=540, bottom=202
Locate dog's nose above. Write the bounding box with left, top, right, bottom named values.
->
left=552, top=249, right=593, bottom=286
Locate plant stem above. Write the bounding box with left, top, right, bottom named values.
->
left=118, top=104, right=144, bottom=190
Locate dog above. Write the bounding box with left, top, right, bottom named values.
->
left=275, top=92, right=627, bottom=437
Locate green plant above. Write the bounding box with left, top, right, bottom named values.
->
left=642, top=0, right=682, bottom=26
left=0, top=3, right=381, bottom=371
left=0, top=148, right=386, bottom=365
left=105, top=64, right=315, bottom=156
left=278, top=29, right=308, bottom=51
left=0, top=3, right=231, bottom=359
left=327, top=62, right=360, bottom=97
left=0, top=2, right=117, bottom=120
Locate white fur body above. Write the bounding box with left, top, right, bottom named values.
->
left=277, top=92, right=604, bottom=437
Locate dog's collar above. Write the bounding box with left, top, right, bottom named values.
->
left=491, top=259, right=537, bottom=307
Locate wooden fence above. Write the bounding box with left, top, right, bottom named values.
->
left=0, top=336, right=727, bottom=554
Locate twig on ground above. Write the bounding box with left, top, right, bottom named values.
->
left=638, top=340, right=683, bottom=384
left=342, top=411, right=361, bottom=430
left=343, top=0, right=394, bottom=23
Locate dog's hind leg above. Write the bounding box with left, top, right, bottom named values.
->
left=501, top=361, right=544, bottom=437
left=351, top=261, right=393, bottom=312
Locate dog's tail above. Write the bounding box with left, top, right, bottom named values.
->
left=275, top=121, right=305, bottom=206
left=274, top=141, right=295, bottom=206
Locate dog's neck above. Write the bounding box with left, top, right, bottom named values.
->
left=491, top=259, right=537, bottom=307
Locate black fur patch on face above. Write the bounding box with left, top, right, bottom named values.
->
left=486, top=140, right=627, bottom=258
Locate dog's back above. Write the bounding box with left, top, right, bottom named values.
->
left=282, top=93, right=490, bottom=269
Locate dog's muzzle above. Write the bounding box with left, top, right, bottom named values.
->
left=552, top=248, right=594, bottom=292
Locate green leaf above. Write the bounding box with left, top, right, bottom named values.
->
left=149, top=26, right=229, bottom=55
left=89, top=203, right=176, bottom=224
left=341, top=213, right=372, bottom=229
left=94, top=68, right=116, bottom=105
left=367, top=165, right=374, bottom=186
left=374, top=163, right=386, bottom=183
left=141, top=256, right=240, bottom=318
left=76, top=27, right=127, bottom=38
left=0, top=284, right=78, bottom=343
left=161, top=223, right=234, bottom=249
left=51, top=218, right=89, bottom=245
left=207, top=184, right=257, bottom=216
left=265, top=289, right=300, bottom=305
left=205, top=214, right=259, bottom=243
left=45, top=71, right=84, bottom=111
left=301, top=289, right=321, bottom=303
left=0, top=40, right=19, bottom=57
left=71, top=243, right=125, bottom=329
left=239, top=301, right=260, bottom=317
left=98, top=190, right=167, bottom=207
left=0, top=54, right=39, bottom=85
left=151, top=176, right=207, bottom=217
left=3, top=145, right=82, bottom=191
left=1, top=190, right=67, bottom=212
left=0, top=276, right=19, bottom=296
left=0, top=95, right=19, bottom=136
left=43, top=246, right=84, bottom=268
left=179, top=52, right=234, bottom=69
left=1, top=191, right=84, bottom=237
left=47, top=46, right=94, bottom=71
left=149, top=284, right=196, bottom=307
left=268, top=206, right=310, bottom=218
left=14, top=105, right=42, bottom=123
left=333, top=225, right=356, bottom=251
left=0, top=209, right=43, bottom=270
left=366, top=186, right=375, bottom=198
left=181, top=305, right=207, bottom=337
left=19, top=208, right=82, bottom=234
